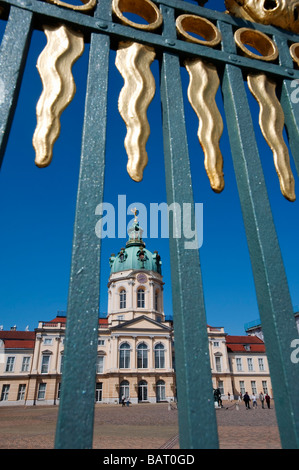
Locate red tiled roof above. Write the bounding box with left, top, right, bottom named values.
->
left=226, top=335, right=265, bottom=353
left=47, top=316, right=67, bottom=323
left=0, top=331, right=35, bottom=349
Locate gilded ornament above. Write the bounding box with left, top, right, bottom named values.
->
left=176, top=15, right=224, bottom=192
left=43, top=0, right=96, bottom=11
left=225, top=0, right=299, bottom=34
left=234, top=28, right=278, bottom=62
left=33, top=25, right=84, bottom=168
left=247, top=73, right=296, bottom=201
left=113, top=0, right=162, bottom=182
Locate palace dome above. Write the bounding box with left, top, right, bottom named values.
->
left=109, top=219, right=162, bottom=275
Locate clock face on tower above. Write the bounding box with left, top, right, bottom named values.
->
left=137, top=273, right=147, bottom=284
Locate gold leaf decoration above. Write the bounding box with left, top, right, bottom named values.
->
left=115, top=41, right=156, bottom=182
left=225, top=0, right=299, bottom=34
left=247, top=73, right=296, bottom=201
left=185, top=58, right=224, bottom=193
left=33, top=24, right=84, bottom=168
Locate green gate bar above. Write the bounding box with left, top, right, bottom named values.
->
left=54, top=0, right=111, bottom=450
left=0, top=6, right=33, bottom=168
left=0, top=0, right=298, bottom=450
left=160, top=4, right=219, bottom=449
left=220, top=21, right=299, bottom=448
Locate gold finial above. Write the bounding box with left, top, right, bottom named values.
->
left=131, top=207, right=138, bottom=223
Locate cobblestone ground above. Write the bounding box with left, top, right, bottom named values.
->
left=0, top=401, right=281, bottom=449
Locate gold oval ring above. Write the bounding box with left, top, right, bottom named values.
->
left=234, top=28, right=278, bottom=62
left=176, top=14, right=221, bottom=47
left=290, top=43, right=299, bottom=67
left=112, top=0, right=162, bottom=31
left=45, top=0, right=96, bottom=11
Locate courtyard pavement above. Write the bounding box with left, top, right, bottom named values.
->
left=0, top=401, right=281, bottom=450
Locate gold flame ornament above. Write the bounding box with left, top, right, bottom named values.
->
left=247, top=73, right=295, bottom=201
left=115, top=42, right=156, bottom=182
left=233, top=28, right=295, bottom=201
left=112, top=0, right=162, bottom=182
left=33, top=25, right=84, bottom=168
left=225, top=0, right=299, bottom=34
left=176, top=15, right=224, bottom=193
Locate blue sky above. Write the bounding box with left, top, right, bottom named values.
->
left=0, top=0, right=298, bottom=335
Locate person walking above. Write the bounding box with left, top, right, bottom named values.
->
left=243, top=391, right=251, bottom=409
left=259, top=392, right=265, bottom=409
left=265, top=393, right=271, bottom=409
left=252, top=394, right=257, bottom=408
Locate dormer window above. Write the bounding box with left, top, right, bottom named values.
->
left=244, top=344, right=251, bottom=351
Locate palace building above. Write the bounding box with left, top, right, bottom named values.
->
left=0, top=219, right=273, bottom=406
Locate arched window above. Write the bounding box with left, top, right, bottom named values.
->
left=154, top=343, right=165, bottom=369
left=156, top=380, right=166, bottom=402
left=138, top=380, right=148, bottom=402
left=119, top=380, right=130, bottom=402
left=119, top=342, right=130, bottom=369
left=137, top=288, right=145, bottom=308
left=137, top=342, right=148, bottom=369
left=119, top=289, right=126, bottom=309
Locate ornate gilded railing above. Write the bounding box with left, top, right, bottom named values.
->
left=0, top=0, right=299, bottom=449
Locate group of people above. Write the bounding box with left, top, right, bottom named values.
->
left=241, top=391, right=271, bottom=409
left=121, top=395, right=131, bottom=407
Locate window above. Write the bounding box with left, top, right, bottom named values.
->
left=156, top=380, right=166, bottom=402
left=97, top=355, right=104, bottom=374
left=5, top=356, right=15, bottom=372
left=17, top=384, right=26, bottom=401
left=258, top=358, right=265, bottom=371
left=43, top=337, right=52, bottom=345
left=37, top=383, right=46, bottom=400
left=117, top=315, right=124, bottom=321
left=213, top=341, right=220, bottom=347
left=1, top=384, right=10, bottom=401
left=239, top=381, right=245, bottom=395
left=95, top=383, right=103, bottom=402
left=138, top=380, right=148, bottom=402
left=57, top=382, right=61, bottom=399
left=154, top=343, right=165, bottom=369
left=251, top=381, right=257, bottom=395
left=137, top=343, right=148, bottom=369
left=218, top=381, right=224, bottom=395
left=21, top=356, right=30, bottom=372
left=119, top=343, right=130, bottom=369
left=247, top=358, right=254, bottom=371
left=119, top=380, right=130, bottom=402
left=41, top=354, right=50, bottom=374
left=262, top=381, right=268, bottom=394
left=137, top=288, right=145, bottom=308
left=215, top=356, right=222, bottom=372
left=98, top=339, right=105, bottom=346
left=236, top=358, right=243, bottom=371
left=120, top=289, right=126, bottom=309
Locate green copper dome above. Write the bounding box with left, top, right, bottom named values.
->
left=109, top=219, right=162, bottom=275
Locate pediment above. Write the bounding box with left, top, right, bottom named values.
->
left=111, top=315, right=172, bottom=333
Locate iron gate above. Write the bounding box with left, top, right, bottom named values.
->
left=0, top=0, right=298, bottom=449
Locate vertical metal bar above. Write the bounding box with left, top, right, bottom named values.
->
left=220, top=21, right=299, bottom=449
left=160, top=5, right=219, bottom=449
left=54, top=1, right=111, bottom=449
left=0, top=6, right=33, bottom=169
left=274, top=35, right=299, bottom=178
